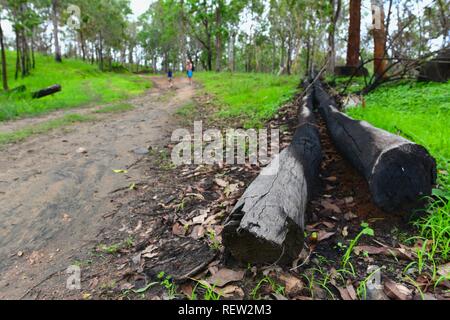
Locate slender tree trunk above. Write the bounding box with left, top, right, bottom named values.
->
left=229, top=31, right=237, bottom=72
left=79, top=31, right=86, bottom=61
left=327, top=0, right=342, bottom=74
left=215, top=3, right=223, bottom=72
left=346, top=0, right=361, bottom=67
left=52, top=0, right=62, bottom=63
left=0, top=20, right=8, bottom=91
left=98, top=33, right=104, bottom=71
left=31, top=30, right=36, bottom=69
left=287, top=37, right=293, bottom=75
left=15, top=29, right=21, bottom=80
left=305, top=36, right=311, bottom=76
left=371, top=0, right=387, bottom=78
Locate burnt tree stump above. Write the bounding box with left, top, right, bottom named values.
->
left=314, top=81, right=437, bottom=211
left=223, top=87, right=322, bottom=265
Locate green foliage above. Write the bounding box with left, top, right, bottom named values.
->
left=0, top=52, right=149, bottom=121
left=191, top=281, right=222, bottom=301
left=250, top=276, right=285, bottom=300
left=196, top=72, right=299, bottom=128
left=97, top=237, right=134, bottom=255
left=157, top=271, right=178, bottom=299
left=176, top=102, right=197, bottom=117
left=207, top=229, right=221, bottom=251
left=342, top=222, right=374, bottom=268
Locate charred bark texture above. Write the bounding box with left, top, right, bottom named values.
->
left=314, top=81, right=437, bottom=211
left=223, top=87, right=322, bottom=265
left=32, top=84, right=61, bottom=99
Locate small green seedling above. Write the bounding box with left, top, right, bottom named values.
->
left=342, top=222, right=374, bottom=268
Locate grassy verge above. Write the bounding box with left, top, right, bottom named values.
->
left=195, top=72, right=300, bottom=128
left=0, top=52, right=151, bottom=122
left=0, top=114, right=95, bottom=145
left=346, top=80, right=450, bottom=265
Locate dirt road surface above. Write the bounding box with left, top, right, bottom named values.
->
left=0, top=77, right=194, bottom=299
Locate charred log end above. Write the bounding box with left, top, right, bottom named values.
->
left=370, top=143, right=437, bottom=211
left=223, top=214, right=304, bottom=266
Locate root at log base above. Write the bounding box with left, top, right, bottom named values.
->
left=314, top=81, right=437, bottom=212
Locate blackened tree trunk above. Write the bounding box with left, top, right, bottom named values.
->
left=346, top=0, right=361, bottom=67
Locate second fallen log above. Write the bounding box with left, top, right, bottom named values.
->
left=314, top=82, right=437, bottom=211
left=223, top=88, right=322, bottom=265
left=32, top=84, right=62, bottom=99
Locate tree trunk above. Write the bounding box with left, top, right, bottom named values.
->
left=371, top=0, right=387, bottom=78
left=0, top=20, right=8, bottom=91
left=314, top=81, right=436, bottom=211
left=305, top=37, right=311, bottom=76
left=14, top=29, right=21, bottom=80
left=98, top=34, right=104, bottom=71
left=228, top=31, right=236, bottom=72
left=79, top=31, right=86, bottom=61
left=346, top=0, right=361, bottom=67
left=52, top=0, right=62, bottom=63
left=31, top=32, right=36, bottom=69
left=327, top=0, right=342, bottom=74
left=223, top=85, right=322, bottom=265
left=207, top=48, right=213, bottom=71
left=215, top=3, right=222, bottom=72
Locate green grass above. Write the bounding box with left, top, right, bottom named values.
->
left=94, top=103, right=135, bottom=114
left=0, top=52, right=151, bottom=122
left=176, top=101, right=197, bottom=117
left=195, top=72, right=300, bottom=128
left=0, top=113, right=95, bottom=145
left=346, top=80, right=450, bottom=263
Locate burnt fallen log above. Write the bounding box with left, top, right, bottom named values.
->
left=314, top=81, right=437, bottom=211
left=32, top=84, right=62, bottom=99
left=9, top=85, right=27, bottom=94
left=418, top=48, right=450, bottom=83
left=223, top=87, right=322, bottom=265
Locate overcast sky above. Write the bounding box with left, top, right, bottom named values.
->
left=129, top=0, right=153, bottom=19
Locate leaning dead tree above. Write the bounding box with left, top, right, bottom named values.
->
left=223, top=85, right=322, bottom=265
left=314, top=81, right=436, bottom=211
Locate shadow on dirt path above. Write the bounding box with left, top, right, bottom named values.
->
left=0, top=76, right=194, bottom=299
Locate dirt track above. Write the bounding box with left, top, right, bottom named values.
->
left=0, top=76, right=194, bottom=299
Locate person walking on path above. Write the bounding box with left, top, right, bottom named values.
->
left=186, top=60, right=193, bottom=85
left=168, top=69, right=174, bottom=89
